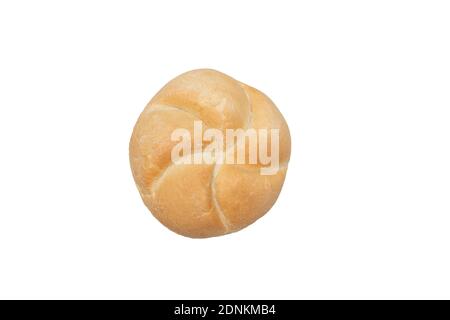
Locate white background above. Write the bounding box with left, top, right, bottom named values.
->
left=0, top=1, right=449, bottom=299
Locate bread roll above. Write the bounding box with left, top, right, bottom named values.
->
left=130, top=69, right=290, bottom=238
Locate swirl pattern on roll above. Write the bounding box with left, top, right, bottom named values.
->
left=130, top=69, right=291, bottom=238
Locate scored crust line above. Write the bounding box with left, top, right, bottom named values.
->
left=148, top=86, right=256, bottom=232
left=150, top=151, right=206, bottom=196
left=210, top=84, right=255, bottom=231
left=240, top=83, right=253, bottom=130
left=149, top=147, right=232, bottom=231
left=210, top=160, right=231, bottom=232
left=145, top=104, right=206, bottom=124
left=147, top=102, right=210, bottom=196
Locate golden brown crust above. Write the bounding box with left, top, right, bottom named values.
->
left=130, top=69, right=290, bottom=238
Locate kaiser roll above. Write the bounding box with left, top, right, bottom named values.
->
left=129, top=69, right=291, bottom=238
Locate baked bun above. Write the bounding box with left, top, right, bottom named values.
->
left=130, top=69, right=290, bottom=238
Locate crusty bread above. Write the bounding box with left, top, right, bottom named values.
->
left=130, top=69, right=291, bottom=238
